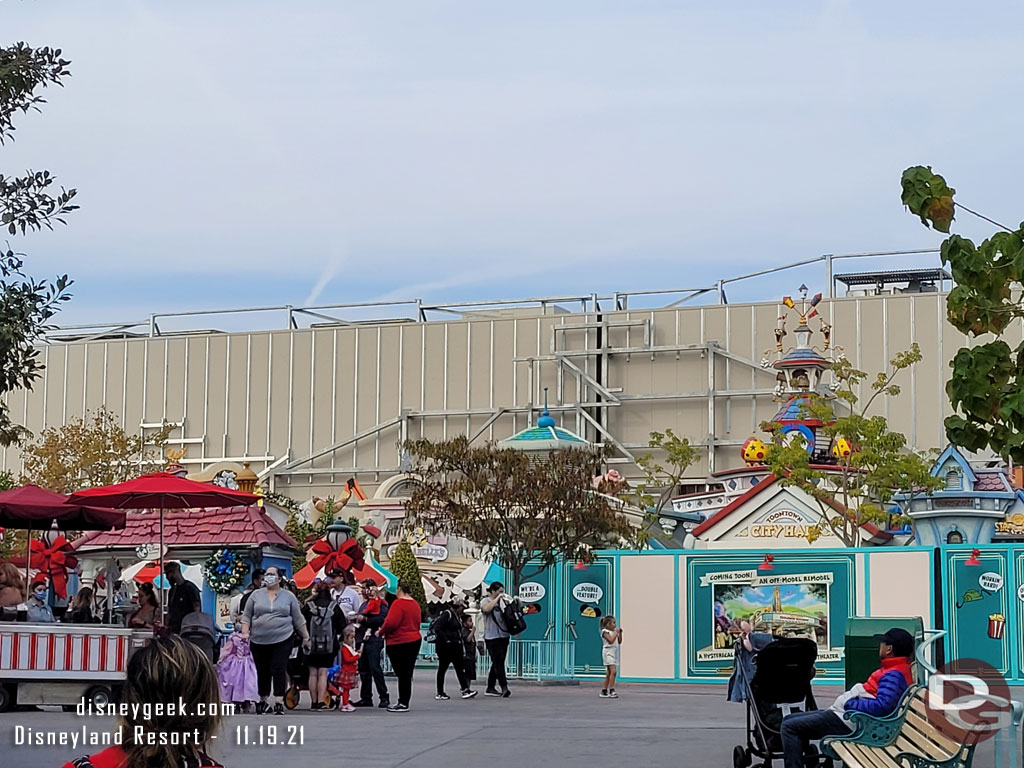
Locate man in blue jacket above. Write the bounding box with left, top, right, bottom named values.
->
left=779, top=628, right=915, bottom=768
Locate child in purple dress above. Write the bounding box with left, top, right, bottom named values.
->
left=218, top=631, right=259, bottom=711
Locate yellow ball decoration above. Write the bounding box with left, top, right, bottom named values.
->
left=831, top=437, right=853, bottom=459
left=742, top=437, right=768, bottom=465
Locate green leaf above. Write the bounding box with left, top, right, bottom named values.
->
left=901, top=166, right=956, bottom=230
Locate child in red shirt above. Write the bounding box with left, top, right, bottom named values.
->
left=338, top=625, right=360, bottom=712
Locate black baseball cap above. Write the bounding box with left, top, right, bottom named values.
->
left=874, top=628, right=914, bottom=657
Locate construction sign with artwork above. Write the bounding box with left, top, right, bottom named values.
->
left=686, top=554, right=854, bottom=680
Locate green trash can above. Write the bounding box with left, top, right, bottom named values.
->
left=844, top=616, right=924, bottom=689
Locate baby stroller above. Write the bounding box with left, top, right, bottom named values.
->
left=325, top=663, right=343, bottom=710
left=732, top=637, right=831, bottom=768
left=180, top=611, right=219, bottom=663
left=284, top=643, right=310, bottom=710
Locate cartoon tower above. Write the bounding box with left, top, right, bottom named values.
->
left=763, top=285, right=836, bottom=458
left=772, top=585, right=783, bottom=613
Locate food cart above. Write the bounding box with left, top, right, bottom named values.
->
left=0, top=484, right=137, bottom=711
left=0, top=621, right=151, bottom=711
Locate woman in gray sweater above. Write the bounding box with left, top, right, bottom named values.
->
left=240, top=566, right=311, bottom=715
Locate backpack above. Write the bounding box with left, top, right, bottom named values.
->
left=427, top=609, right=461, bottom=644
left=495, top=597, right=527, bottom=636
left=309, top=601, right=338, bottom=655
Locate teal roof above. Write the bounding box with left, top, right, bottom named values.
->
left=503, top=425, right=588, bottom=444
left=499, top=421, right=591, bottom=452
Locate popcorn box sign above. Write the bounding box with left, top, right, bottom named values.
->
left=988, top=613, right=1006, bottom=640
left=572, top=582, right=603, bottom=604
left=979, top=572, right=1004, bottom=593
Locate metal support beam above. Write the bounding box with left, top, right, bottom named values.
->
left=469, top=409, right=507, bottom=443
left=578, top=408, right=635, bottom=463
left=707, top=344, right=716, bottom=474
left=279, top=416, right=402, bottom=472
left=555, top=355, right=621, bottom=404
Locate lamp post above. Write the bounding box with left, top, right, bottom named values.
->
left=41, top=520, right=60, bottom=548
left=325, top=522, right=353, bottom=551
left=40, top=521, right=63, bottom=612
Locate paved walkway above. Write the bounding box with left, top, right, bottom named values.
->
left=1, top=675, right=1015, bottom=767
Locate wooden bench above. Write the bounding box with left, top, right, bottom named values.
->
left=821, top=686, right=977, bottom=768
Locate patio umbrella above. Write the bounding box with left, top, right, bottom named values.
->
left=0, top=484, right=127, bottom=529
left=0, top=484, right=128, bottom=594
left=68, top=473, right=257, bottom=621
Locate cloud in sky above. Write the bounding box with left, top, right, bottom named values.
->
left=4, top=1, right=1024, bottom=322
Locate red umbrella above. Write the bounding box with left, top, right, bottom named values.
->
left=67, top=473, right=258, bottom=511
left=0, top=484, right=128, bottom=596
left=0, top=484, right=126, bottom=529
left=68, top=473, right=258, bottom=621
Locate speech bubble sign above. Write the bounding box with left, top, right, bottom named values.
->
left=518, top=582, right=546, bottom=603
left=572, top=582, right=604, bottom=604
left=1017, top=583, right=1024, bottom=602
left=979, top=572, right=1004, bottom=593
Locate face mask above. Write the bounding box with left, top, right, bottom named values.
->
left=34, top=590, right=46, bottom=599
left=263, top=574, right=279, bottom=587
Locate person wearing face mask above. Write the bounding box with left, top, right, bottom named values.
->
left=27, top=580, right=55, bottom=623
left=239, top=566, right=311, bottom=715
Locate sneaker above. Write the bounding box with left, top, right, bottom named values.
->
left=386, top=703, right=410, bottom=713
left=484, top=689, right=501, bottom=697
left=255, top=701, right=269, bottom=715
left=310, top=702, right=324, bottom=711
left=435, top=693, right=451, bottom=701
left=461, top=690, right=479, bottom=699
left=600, top=690, right=610, bottom=698
left=501, top=689, right=511, bottom=698
left=341, top=704, right=356, bottom=713
left=352, top=700, right=374, bottom=708
left=378, top=699, right=391, bottom=709
left=274, top=703, right=285, bottom=715
left=608, top=690, right=619, bottom=699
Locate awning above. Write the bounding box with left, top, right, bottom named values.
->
left=311, top=551, right=397, bottom=591
left=453, top=560, right=503, bottom=592
left=120, top=560, right=203, bottom=589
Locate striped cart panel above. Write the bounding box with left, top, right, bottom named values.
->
left=1, top=625, right=141, bottom=681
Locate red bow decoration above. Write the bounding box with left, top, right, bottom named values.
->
left=294, top=537, right=366, bottom=589
left=28, top=536, right=78, bottom=600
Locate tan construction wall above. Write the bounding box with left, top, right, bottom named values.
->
left=2, top=292, right=1007, bottom=499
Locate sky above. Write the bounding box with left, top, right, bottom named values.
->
left=4, top=1, right=1024, bottom=330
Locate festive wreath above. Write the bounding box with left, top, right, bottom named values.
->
left=203, top=549, right=250, bottom=594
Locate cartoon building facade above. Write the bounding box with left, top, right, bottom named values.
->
left=661, top=287, right=894, bottom=549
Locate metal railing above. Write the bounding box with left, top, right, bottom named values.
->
left=503, top=639, right=576, bottom=681
left=44, top=249, right=940, bottom=341
left=382, top=637, right=576, bottom=681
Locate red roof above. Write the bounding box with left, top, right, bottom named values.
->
left=691, top=473, right=892, bottom=543
left=71, top=506, right=297, bottom=551
left=693, top=475, right=779, bottom=536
